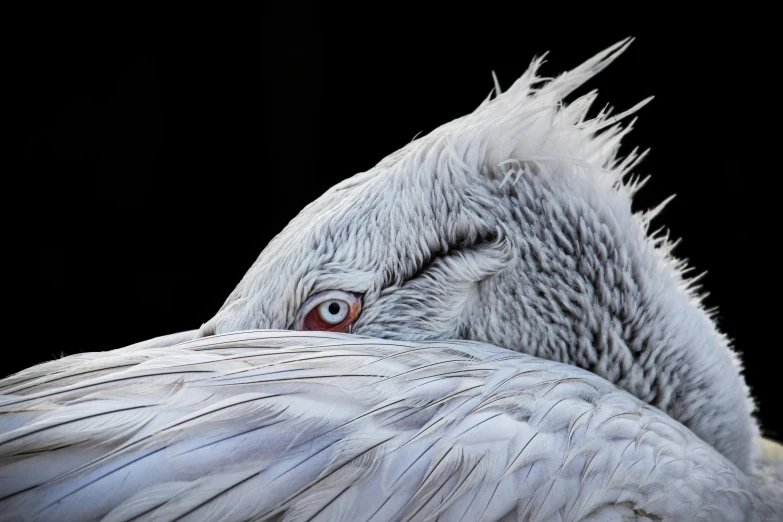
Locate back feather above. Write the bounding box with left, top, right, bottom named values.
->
left=1, top=330, right=780, bottom=521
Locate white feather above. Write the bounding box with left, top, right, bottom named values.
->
left=1, top=331, right=780, bottom=521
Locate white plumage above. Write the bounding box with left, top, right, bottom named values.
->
left=3, top=39, right=782, bottom=520
left=1, top=330, right=779, bottom=521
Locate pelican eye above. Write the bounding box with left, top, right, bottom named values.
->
left=292, top=290, right=362, bottom=333
left=318, top=300, right=348, bottom=324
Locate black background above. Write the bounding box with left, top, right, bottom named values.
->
left=20, top=7, right=780, bottom=439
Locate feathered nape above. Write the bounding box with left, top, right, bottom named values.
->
left=431, top=37, right=710, bottom=313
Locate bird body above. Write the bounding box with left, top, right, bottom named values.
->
left=1, top=330, right=779, bottom=521
left=5, top=39, right=782, bottom=520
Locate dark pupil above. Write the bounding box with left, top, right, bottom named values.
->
left=328, top=302, right=341, bottom=315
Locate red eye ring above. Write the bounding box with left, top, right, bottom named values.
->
left=292, top=290, right=362, bottom=333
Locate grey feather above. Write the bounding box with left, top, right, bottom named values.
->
left=1, top=331, right=780, bottom=521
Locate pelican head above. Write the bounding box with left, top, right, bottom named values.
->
left=200, top=40, right=759, bottom=472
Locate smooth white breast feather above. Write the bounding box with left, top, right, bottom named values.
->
left=1, top=330, right=780, bottom=521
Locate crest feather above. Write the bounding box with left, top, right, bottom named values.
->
left=405, top=37, right=652, bottom=199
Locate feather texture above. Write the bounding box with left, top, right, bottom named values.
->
left=199, top=40, right=760, bottom=474
left=1, top=331, right=780, bottom=521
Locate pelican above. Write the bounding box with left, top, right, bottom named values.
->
left=2, top=39, right=781, bottom=521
